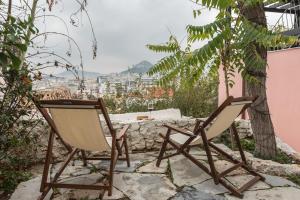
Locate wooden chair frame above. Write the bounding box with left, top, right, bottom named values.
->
left=34, top=98, right=130, bottom=200
left=156, top=96, right=265, bottom=198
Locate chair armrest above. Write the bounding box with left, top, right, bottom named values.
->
left=193, top=118, right=206, bottom=132
left=163, top=124, right=194, bottom=137
left=116, top=124, right=130, bottom=140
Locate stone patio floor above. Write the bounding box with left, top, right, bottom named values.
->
left=10, top=148, right=300, bottom=200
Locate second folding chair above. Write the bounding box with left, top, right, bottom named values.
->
left=156, top=96, right=265, bottom=198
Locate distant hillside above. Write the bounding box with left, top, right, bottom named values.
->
left=53, top=60, right=153, bottom=79
left=55, top=70, right=102, bottom=79
left=120, top=60, right=153, bottom=74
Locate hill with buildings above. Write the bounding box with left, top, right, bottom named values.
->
left=54, top=60, right=153, bottom=79
left=120, top=60, right=153, bottom=75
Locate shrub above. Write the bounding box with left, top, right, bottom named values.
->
left=173, top=76, right=218, bottom=118
left=0, top=16, right=38, bottom=193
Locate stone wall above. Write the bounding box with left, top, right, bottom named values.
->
left=105, top=118, right=252, bottom=151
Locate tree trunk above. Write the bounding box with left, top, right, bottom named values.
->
left=240, top=3, right=277, bottom=159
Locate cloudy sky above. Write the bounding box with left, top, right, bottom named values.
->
left=33, top=0, right=280, bottom=74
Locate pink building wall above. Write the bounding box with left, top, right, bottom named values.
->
left=218, top=48, right=300, bottom=153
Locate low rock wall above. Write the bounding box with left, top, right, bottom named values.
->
left=105, top=118, right=252, bottom=151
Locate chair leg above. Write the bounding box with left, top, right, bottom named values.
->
left=156, top=130, right=170, bottom=167
left=200, top=129, right=219, bottom=184
left=231, top=124, right=247, bottom=164
left=116, top=141, right=122, bottom=156
left=108, top=168, right=113, bottom=196
left=40, top=130, right=55, bottom=192
left=38, top=186, right=52, bottom=200
left=123, top=136, right=130, bottom=167
left=81, top=150, right=87, bottom=166
left=186, top=146, right=191, bottom=153
left=108, top=134, right=119, bottom=196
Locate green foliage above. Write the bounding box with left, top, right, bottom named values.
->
left=240, top=138, right=256, bottom=153
left=194, top=0, right=234, bottom=10
left=287, top=174, right=300, bottom=186
left=147, top=0, right=298, bottom=88
left=272, top=150, right=293, bottom=164
left=103, top=95, right=118, bottom=112
left=173, top=76, right=218, bottom=118
left=0, top=170, right=32, bottom=193
left=147, top=35, right=198, bottom=87
left=102, top=76, right=217, bottom=118
left=103, top=95, right=172, bottom=114
left=0, top=16, right=38, bottom=193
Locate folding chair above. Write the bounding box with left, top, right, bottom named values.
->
left=34, top=98, right=130, bottom=200
left=156, top=96, right=265, bottom=198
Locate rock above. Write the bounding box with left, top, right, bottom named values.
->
left=262, top=173, right=299, bottom=188
left=176, top=119, right=189, bottom=127
left=193, top=179, right=228, bottom=195
left=10, top=176, right=52, bottom=200
left=291, top=152, right=300, bottom=163
left=129, top=122, right=140, bottom=131
left=251, top=158, right=300, bottom=176
left=169, top=155, right=211, bottom=186
left=113, top=173, right=176, bottom=200
left=170, top=186, right=225, bottom=200
left=225, top=175, right=270, bottom=191
left=225, top=187, right=300, bottom=200
left=276, top=137, right=296, bottom=156
left=213, top=143, right=300, bottom=177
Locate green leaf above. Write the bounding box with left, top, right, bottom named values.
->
left=0, top=52, right=9, bottom=66
left=7, top=50, right=21, bottom=69
left=14, top=43, right=28, bottom=52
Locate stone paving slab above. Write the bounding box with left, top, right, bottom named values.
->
left=262, top=173, right=299, bottom=188
left=102, top=187, right=127, bottom=200
left=170, top=186, right=225, bottom=200
left=113, top=173, right=176, bottom=200
left=225, top=187, right=300, bottom=200
left=90, top=152, right=159, bottom=173
left=169, top=155, right=211, bottom=186
left=10, top=151, right=300, bottom=200
left=225, top=175, right=271, bottom=191
left=95, top=159, right=143, bottom=173
left=136, top=159, right=168, bottom=174
left=10, top=176, right=52, bottom=200
left=193, top=179, right=228, bottom=195
left=57, top=173, right=105, bottom=199
left=51, top=162, right=90, bottom=180
left=214, top=160, right=246, bottom=176
left=189, top=148, right=218, bottom=156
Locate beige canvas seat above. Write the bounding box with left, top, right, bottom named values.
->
left=34, top=98, right=130, bottom=200
left=156, top=96, right=265, bottom=198
left=169, top=100, right=251, bottom=146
